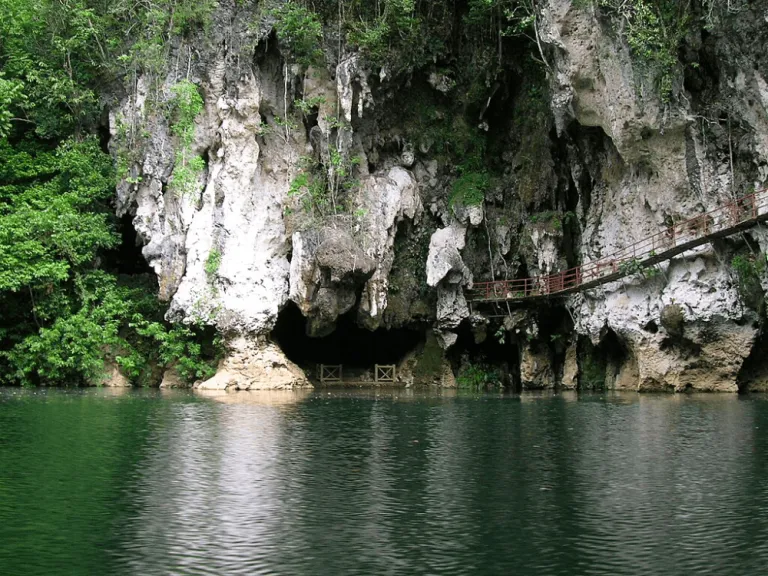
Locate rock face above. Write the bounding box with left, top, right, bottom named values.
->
left=289, top=227, right=376, bottom=337
left=574, top=255, right=758, bottom=391
left=196, top=337, right=311, bottom=391
left=289, top=166, right=422, bottom=335
left=520, top=343, right=555, bottom=390
left=159, top=367, right=187, bottom=389
left=427, top=223, right=473, bottom=348
left=561, top=342, right=579, bottom=390
left=110, top=1, right=768, bottom=392
left=89, top=359, right=132, bottom=388
left=530, top=0, right=768, bottom=392
left=114, top=53, right=296, bottom=335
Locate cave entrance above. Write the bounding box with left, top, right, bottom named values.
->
left=578, top=327, right=637, bottom=390
left=271, top=302, right=424, bottom=374
left=450, top=319, right=520, bottom=390
left=737, top=329, right=768, bottom=393
left=103, top=215, right=154, bottom=276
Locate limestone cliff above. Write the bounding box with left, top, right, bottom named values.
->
left=112, top=0, right=768, bottom=392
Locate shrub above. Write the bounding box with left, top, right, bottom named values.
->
left=732, top=253, right=766, bottom=310
left=457, top=361, right=503, bottom=391
left=450, top=171, right=489, bottom=209
left=168, top=80, right=205, bottom=195
left=205, top=249, right=221, bottom=279
left=272, top=2, right=324, bottom=67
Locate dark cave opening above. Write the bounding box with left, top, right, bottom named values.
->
left=578, top=327, right=634, bottom=390
left=103, top=215, right=154, bottom=276
left=515, top=257, right=530, bottom=281
left=535, top=304, right=575, bottom=382
left=737, top=329, right=768, bottom=393
left=271, top=301, right=425, bottom=369
left=97, top=114, right=112, bottom=155
left=450, top=319, right=521, bottom=390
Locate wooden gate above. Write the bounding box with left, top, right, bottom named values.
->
left=375, top=364, right=396, bottom=384
left=319, top=364, right=342, bottom=384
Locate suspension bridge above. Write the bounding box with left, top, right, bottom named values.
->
left=467, top=188, right=768, bottom=303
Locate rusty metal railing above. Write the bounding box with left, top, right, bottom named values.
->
left=468, top=187, right=768, bottom=302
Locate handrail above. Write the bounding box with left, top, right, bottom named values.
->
left=468, top=187, right=768, bottom=302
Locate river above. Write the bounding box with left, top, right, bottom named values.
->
left=1, top=388, right=767, bottom=575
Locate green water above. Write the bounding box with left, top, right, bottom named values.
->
left=2, top=388, right=768, bottom=575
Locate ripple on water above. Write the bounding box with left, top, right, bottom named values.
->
left=2, top=389, right=768, bottom=576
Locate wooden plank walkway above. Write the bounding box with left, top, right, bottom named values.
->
left=467, top=188, right=768, bottom=303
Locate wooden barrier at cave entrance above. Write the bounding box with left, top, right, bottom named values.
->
left=318, top=364, right=396, bottom=385
left=319, top=364, right=342, bottom=384
left=375, top=364, right=396, bottom=384
left=467, top=187, right=768, bottom=304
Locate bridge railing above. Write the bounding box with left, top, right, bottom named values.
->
left=468, top=188, right=768, bottom=302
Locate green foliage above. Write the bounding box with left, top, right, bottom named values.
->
left=346, top=20, right=391, bottom=63
left=618, top=257, right=643, bottom=276
left=344, top=0, right=421, bottom=67
left=168, top=80, right=205, bottom=195
left=0, top=1, right=221, bottom=387
left=457, top=361, right=503, bottom=391
left=114, top=0, right=218, bottom=77
left=288, top=170, right=330, bottom=216
left=0, top=134, right=218, bottom=386
left=0, top=137, right=117, bottom=292
left=617, top=257, right=659, bottom=280
left=0, top=74, right=27, bottom=138
left=586, top=0, right=690, bottom=102
left=0, top=0, right=102, bottom=138
left=205, top=249, right=222, bottom=279
left=0, top=0, right=217, bottom=136
left=450, top=171, right=490, bottom=209
left=272, top=2, right=324, bottom=67
left=732, top=253, right=766, bottom=310
left=4, top=272, right=217, bottom=386
left=529, top=211, right=559, bottom=226
left=407, top=109, right=491, bottom=212
left=336, top=0, right=539, bottom=71
left=127, top=317, right=218, bottom=383
left=287, top=141, right=362, bottom=219
left=294, top=95, right=326, bottom=115
left=169, top=80, right=203, bottom=146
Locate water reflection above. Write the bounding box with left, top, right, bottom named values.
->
left=195, top=388, right=313, bottom=406
left=2, top=389, right=768, bottom=575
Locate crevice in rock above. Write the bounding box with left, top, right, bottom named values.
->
left=515, top=256, right=530, bottom=281
left=659, top=335, right=702, bottom=357
left=565, top=122, right=617, bottom=214
left=271, top=301, right=424, bottom=371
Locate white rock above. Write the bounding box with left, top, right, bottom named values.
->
left=197, top=337, right=311, bottom=391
